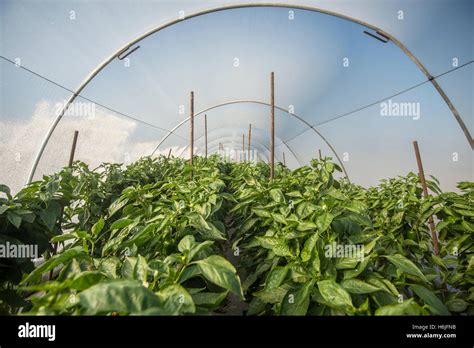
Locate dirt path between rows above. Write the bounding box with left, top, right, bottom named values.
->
left=220, top=214, right=249, bottom=315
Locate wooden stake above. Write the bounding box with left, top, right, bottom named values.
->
left=248, top=123, right=252, bottom=161
left=204, top=114, right=208, bottom=158
left=318, top=149, right=322, bottom=160
left=413, top=140, right=439, bottom=255
left=68, top=130, right=79, bottom=167
left=283, top=152, right=286, bottom=166
left=270, top=72, right=275, bottom=179
left=168, top=148, right=172, bottom=159
left=190, top=91, right=194, bottom=166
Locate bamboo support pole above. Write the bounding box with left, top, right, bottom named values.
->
left=283, top=152, right=286, bottom=166
left=270, top=72, right=275, bottom=179
left=248, top=123, right=252, bottom=161
left=68, top=130, right=79, bottom=167
left=413, top=140, right=439, bottom=255
left=190, top=91, right=194, bottom=166
left=204, top=114, right=208, bottom=158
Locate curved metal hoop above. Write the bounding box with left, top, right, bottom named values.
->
left=205, top=139, right=299, bottom=165
left=150, top=99, right=349, bottom=178
left=199, top=136, right=277, bottom=163
left=178, top=126, right=305, bottom=167
left=27, top=2, right=472, bottom=184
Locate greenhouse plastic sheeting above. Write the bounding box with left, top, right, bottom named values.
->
left=1, top=0, right=472, bottom=193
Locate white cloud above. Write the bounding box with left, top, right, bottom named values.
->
left=0, top=100, right=181, bottom=194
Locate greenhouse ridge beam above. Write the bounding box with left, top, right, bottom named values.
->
left=150, top=99, right=349, bottom=180
left=27, top=2, right=472, bottom=184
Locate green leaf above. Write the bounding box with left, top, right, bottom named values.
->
left=252, top=208, right=272, bottom=218
left=256, top=236, right=293, bottom=257
left=98, top=257, right=121, bottom=279
left=38, top=201, right=62, bottom=231
left=317, top=280, right=353, bottom=309
left=191, top=291, right=228, bottom=308
left=22, top=247, right=88, bottom=283
left=280, top=281, right=314, bottom=315
left=178, top=264, right=201, bottom=283
left=316, top=212, right=333, bottom=232
left=366, top=276, right=399, bottom=296
left=109, top=218, right=133, bottom=230
left=108, top=197, right=129, bottom=217
left=188, top=214, right=225, bottom=240
left=272, top=213, right=288, bottom=225
left=70, top=271, right=104, bottom=291
left=156, top=284, right=195, bottom=315
left=341, top=278, right=381, bottom=294
left=297, top=221, right=317, bottom=231
left=445, top=299, right=468, bottom=313
left=335, top=257, right=360, bottom=270
left=264, top=266, right=289, bottom=290
left=383, top=254, right=428, bottom=282
left=92, top=218, right=105, bottom=235
left=135, top=255, right=148, bottom=284
left=188, top=240, right=214, bottom=262
left=332, top=216, right=361, bottom=235
left=375, top=298, right=423, bottom=315
left=255, top=284, right=290, bottom=304
left=79, top=280, right=161, bottom=315
left=195, top=255, right=244, bottom=299
left=50, top=233, right=78, bottom=243
left=410, top=284, right=450, bottom=315
left=0, top=184, right=12, bottom=199
left=269, top=189, right=285, bottom=203
left=178, top=235, right=196, bottom=253
left=239, top=218, right=259, bottom=235
left=121, top=257, right=137, bottom=279
left=286, top=191, right=303, bottom=198
left=7, top=212, right=22, bottom=229
left=343, top=256, right=371, bottom=279
left=300, top=233, right=318, bottom=262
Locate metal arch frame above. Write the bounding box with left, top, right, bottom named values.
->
left=200, top=136, right=274, bottom=162
left=195, top=132, right=304, bottom=167
left=175, top=115, right=305, bottom=167
left=26, top=2, right=473, bottom=184
left=151, top=99, right=348, bottom=178
left=178, top=126, right=304, bottom=167
left=205, top=139, right=291, bottom=164
left=207, top=144, right=267, bottom=162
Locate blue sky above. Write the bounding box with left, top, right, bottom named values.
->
left=0, top=0, right=472, bottom=192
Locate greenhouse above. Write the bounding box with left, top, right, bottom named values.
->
left=0, top=0, right=472, bottom=323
